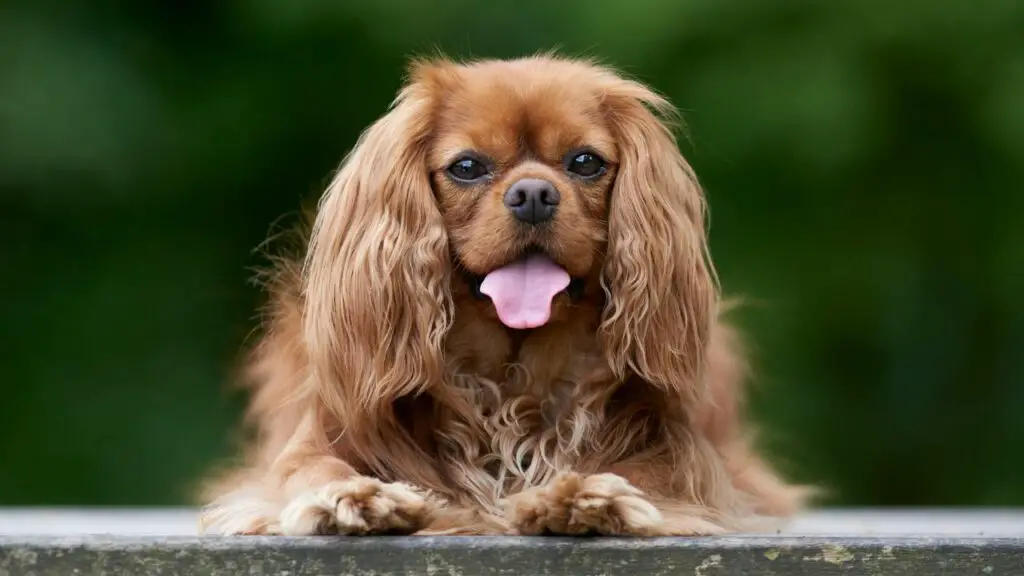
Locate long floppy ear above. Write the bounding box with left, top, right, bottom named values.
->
left=600, top=79, right=718, bottom=406
left=302, top=62, right=453, bottom=482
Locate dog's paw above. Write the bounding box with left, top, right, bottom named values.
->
left=505, top=472, right=659, bottom=536
left=505, top=472, right=723, bottom=536
left=279, top=477, right=438, bottom=535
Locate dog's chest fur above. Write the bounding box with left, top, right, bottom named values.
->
left=436, top=315, right=615, bottom=511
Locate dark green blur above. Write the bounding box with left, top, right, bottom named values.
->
left=2, top=0, right=1022, bottom=506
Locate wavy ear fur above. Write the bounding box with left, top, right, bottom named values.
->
left=600, top=79, right=717, bottom=406
left=302, top=62, right=453, bottom=483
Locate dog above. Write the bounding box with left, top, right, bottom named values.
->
left=199, top=55, right=809, bottom=537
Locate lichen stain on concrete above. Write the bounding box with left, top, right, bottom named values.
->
left=855, top=544, right=896, bottom=567
left=763, top=549, right=780, bottom=561
left=821, top=544, right=855, bottom=565
left=694, top=553, right=722, bottom=575
left=802, top=544, right=855, bottom=565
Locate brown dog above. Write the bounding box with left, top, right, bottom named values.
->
left=199, top=55, right=809, bottom=537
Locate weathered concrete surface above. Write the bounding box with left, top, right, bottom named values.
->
left=2, top=534, right=1023, bottom=575
left=1, top=510, right=1023, bottom=575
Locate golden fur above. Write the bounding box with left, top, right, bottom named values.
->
left=199, top=55, right=809, bottom=536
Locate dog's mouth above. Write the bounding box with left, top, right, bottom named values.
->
left=463, top=249, right=584, bottom=330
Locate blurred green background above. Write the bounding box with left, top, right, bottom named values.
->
left=2, top=0, right=1022, bottom=507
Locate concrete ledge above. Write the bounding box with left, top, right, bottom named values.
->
left=4, top=534, right=1024, bottom=575
left=2, top=510, right=1023, bottom=575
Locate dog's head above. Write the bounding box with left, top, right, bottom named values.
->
left=304, top=56, right=716, bottom=424
left=424, top=59, right=614, bottom=331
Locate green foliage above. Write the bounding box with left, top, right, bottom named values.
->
left=1, top=0, right=1022, bottom=505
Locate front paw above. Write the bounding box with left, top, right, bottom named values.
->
left=505, top=472, right=659, bottom=536
left=279, top=477, right=439, bottom=535
left=505, top=472, right=722, bottom=536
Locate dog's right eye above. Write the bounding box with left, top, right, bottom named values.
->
left=447, top=157, right=490, bottom=183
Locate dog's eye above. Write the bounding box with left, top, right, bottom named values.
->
left=567, top=152, right=605, bottom=178
left=447, top=157, right=489, bottom=182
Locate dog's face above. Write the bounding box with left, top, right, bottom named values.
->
left=426, top=61, right=621, bottom=329
left=304, top=56, right=716, bottom=415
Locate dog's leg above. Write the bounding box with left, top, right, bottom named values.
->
left=200, top=414, right=442, bottom=536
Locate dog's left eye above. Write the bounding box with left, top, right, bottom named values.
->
left=567, top=152, right=606, bottom=178
left=447, top=157, right=490, bottom=182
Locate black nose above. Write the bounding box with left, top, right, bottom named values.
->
left=503, top=178, right=560, bottom=224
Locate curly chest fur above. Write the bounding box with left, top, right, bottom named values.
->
left=431, top=317, right=654, bottom=511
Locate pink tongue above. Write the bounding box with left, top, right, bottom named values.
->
left=480, top=254, right=571, bottom=329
